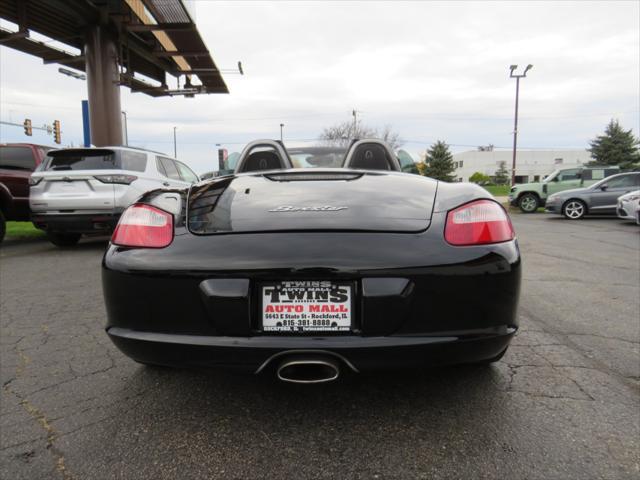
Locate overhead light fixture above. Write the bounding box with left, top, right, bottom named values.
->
left=58, top=67, right=86, bottom=80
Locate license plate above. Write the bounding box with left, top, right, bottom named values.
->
left=262, top=281, right=352, bottom=332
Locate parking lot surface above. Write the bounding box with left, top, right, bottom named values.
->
left=1, top=214, right=639, bottom=479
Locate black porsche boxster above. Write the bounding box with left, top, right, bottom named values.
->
left=103, top=139, right=521, bottom=383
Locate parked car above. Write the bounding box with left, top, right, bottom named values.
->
left=509, top=166, right=620, bottom=213
left=0, top=143, right=51, bottom=243
left=103, top=139, right=520, bottom=383
left=30, top=146, right=199, bottom=246
left=545, top=172, right=640, bottom=219
left=617, top=190, right=640, bottom=224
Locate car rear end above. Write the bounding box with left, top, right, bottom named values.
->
left=30, top=148, right=147, bottom=236
left=103, top=171, right=521, bottom=380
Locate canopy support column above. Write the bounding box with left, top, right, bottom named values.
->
left=85, top=25, right=123, bottom=146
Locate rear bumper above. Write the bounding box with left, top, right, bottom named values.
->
left=32, top=211, right=121, bottom=234
left=107, top=325, right=516, bottom=372
left=102, top=227, right=521, bottom=372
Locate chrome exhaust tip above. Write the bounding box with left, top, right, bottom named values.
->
left=276, top=356, right=340, bottom=384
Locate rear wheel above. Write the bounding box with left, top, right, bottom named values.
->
left=518, top=193, right=539, bottom=213
left=46, top=232, right=81, bottom=247
left=0, top=210, right=5, bottom=244
left=562, top=199, right=586, bottom=220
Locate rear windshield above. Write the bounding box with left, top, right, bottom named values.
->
left=43, top=149, right=147, bottom=172
left=287, top=147, right=346, bottom=169
left=0, top=146, right=36, bottom=170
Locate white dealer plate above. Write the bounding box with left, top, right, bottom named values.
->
left=262, top=281, right=352, bottom=332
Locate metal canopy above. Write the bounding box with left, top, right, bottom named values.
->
left=0, top=0, right=230, bottom=96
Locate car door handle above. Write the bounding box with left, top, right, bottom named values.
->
left=163, top=182, right=170, bottom=187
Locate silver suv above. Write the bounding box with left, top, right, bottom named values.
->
left=29, top=146, right=198, bottom=246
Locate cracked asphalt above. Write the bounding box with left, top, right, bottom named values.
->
left=1, top=214, right=638, bottom=479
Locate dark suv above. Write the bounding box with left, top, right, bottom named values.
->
left=0, top=143, right=51, bottom=242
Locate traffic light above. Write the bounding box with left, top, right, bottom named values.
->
left=23, top=119, right=32, bottom=136
left=53, top=120, right=61, bottom=144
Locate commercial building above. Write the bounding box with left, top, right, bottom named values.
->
left=451, top=149, right=592, bottom=183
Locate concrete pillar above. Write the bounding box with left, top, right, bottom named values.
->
left=84, top=25, right=123, bottom=146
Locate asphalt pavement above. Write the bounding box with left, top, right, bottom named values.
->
left=1, top=214, right=639, bottom=479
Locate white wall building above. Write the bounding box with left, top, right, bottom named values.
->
left=451, top=149, right=592, bottom=184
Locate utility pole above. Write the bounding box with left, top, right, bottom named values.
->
left=280, top=123, right=284, bottom=142
left=173, top=126, right=177, bottom=158
left=352, top=109, right=358, bottom=138
left=509, top=64, right=533, bottom=186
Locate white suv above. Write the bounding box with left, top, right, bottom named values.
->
left=29, top=146, right=198, bottom=246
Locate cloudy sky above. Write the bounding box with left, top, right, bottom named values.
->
left=1, top=1, right=638, bottom=174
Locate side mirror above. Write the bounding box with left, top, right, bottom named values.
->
left=600, top=184, right=608, bottom=191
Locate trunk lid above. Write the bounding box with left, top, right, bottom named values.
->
left=188, top=170, right=437, bottom=234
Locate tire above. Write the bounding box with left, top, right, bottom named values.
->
left=562, top=199, right=587, bottom=220
left=0, top=210, right=5, bottom=244
left=46, top=232, right=81, bottom=247
left=517, top=193, right=540, bottom=213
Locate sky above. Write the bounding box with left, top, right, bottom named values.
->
left=1, top=0, right=639, bottom=174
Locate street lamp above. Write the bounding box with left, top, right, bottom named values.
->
left=173, top=126, right=177, bottom=158
left=509, top=64, right=533, bottom=186
left=121, top=111, right=128, bottom=146
left=280, top=123, right=284, bottom=142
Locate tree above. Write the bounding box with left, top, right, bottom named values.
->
left=379, top=125, right=402, bottom=151
left=423, top=140, right=456, bottom=182
left=319, top=121, right=403, bottom=150
left=469, top=172, right=491, bottom=185
left=588, top=119, right=640, bottom=169
left=494, top=161, right=509, bottom=185
left=477, top=144, right=495, bottom=152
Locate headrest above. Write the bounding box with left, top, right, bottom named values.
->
left=242, top=151, right=283, bottom=172
left=348, top=143, right=391, bottom=171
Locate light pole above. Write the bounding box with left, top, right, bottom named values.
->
left=280, top=123, right=284, bottom=142
left=509, top=64, right=533, bottom=186
left=173, top=126, right=177, bottom=158
left=121, top=111, right=128, bottom=146
left=352, top=109, right=358, bottom=138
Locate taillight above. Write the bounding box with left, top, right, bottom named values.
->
left=445, top=200, right=514, bottom=246
left=94, top=174, right=138, bottom=184
left=111, top=204, right=173, bottom=248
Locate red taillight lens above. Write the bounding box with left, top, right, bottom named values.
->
left=112, top=204, right=173, bottom=248
left=445, top=200, right=514, bottom=246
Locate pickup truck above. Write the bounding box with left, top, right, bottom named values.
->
left=0, top=143, right=51, bottom=242
left=509, top=166, right=620, bottom=213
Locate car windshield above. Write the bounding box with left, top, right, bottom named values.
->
left=542, top=170, right=560, bottom=183
left=590, top=174, right=620, bottom=190
left=287, top=147, right=347, bottom=169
